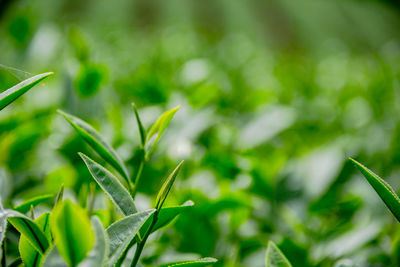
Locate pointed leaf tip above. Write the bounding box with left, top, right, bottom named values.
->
left=155, top=160, right=184, bottom=210
left=350, top=158, right=400, bottom=222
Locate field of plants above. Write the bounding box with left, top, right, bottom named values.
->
left=1, top=0, right=400, bottom=266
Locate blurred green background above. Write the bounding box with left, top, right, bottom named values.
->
left=1, top=0, right=400, bottom=266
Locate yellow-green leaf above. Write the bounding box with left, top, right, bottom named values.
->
left=159, top=257, right=218, bottom=267
left=14, top=194, right=54, bottom=214
left=155, top=160, right=184, bottom=210
left=19, top=212, right=51, bottom=267
left=51, top=200, right=94, bottom=267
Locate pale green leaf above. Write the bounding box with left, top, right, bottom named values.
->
left=0, top=203, right=7, bottom=261
left=19, top=212, right=51, bottom=267
left=79, top=217, right=108, bottom=267
left=51, top=200, right=94, bottom=267
left=40, top=246, right=68, bottom=267
left=155, top=160, right=184, bottom=210
left=58, top=110, right=129, bottom=182
left=14, top=194, right=54, bottom=214
left=265, top=241, right=292, bottom=267
left=106, top=209, right=155, bottom=266
left=0, top=72, right=53, bottom=111
left=80, top=153, right=137, bottom=215
left=350, top=158, right=400, bottom=222
left=159, top=257, right=218, bottom=267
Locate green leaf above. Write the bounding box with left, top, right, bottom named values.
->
left=350, top=158, right=400, bottom=222
left=159, top=257, right=218, bottom=267
left=79, top=153, right=137, bottom=215
left=40, top=246, right=68, bottom=267
left=155, top=160, right=184, bottom=210
left=132, top=103, right=146, bottom=147
left=145, top=105, right=180, bottom=155
left=14, top=194, right=54, bottom=214
left=0, top=72, right=53, bottom=111
left=138, top=200, right=194, bottom=239
left=19, top=212, right=51, bottom=267
left=58, top=110, right=129, bottom=182
left=4, top=210, right=50, bottom=255
left=265, top=241, right=292, bottom=267
left=51, top=200, right=94, bottom=267
left=106, top=209, right=155, bottom=266
left=79, top=217, right=108, bottom=267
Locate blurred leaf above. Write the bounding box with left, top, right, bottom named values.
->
left=79, top=217, right=108, bottom=267
left=14, top=194, right=54, bottom=213
left=265, top=241, right=292, bottom=267
left=145, top=105, right=180, bottom=155
left=4, top=210, right=49, bottom=254
left=75, top=63, right=106, bottom=97
left=155, top=160, right=184, bottom=210
left=350, top=158, right=400, bottom=222
left=40, top=246, right=68, bottom=267
left=0, top=72, right=53, bottom=111
left=58, top=110, right=129, bottom=182
left=132, top=103, right=146, bottom=147
left=0, top=203, right=6, bottom=262
left=19, top=212, right=51, bottom=267
left=159, top=257, right=218, bottom=267
left=137, top=200, right=194, bottom=243
left=106, top=209, right=155, bottom=266
left=50, top=200, right=94, bottom=267
left=80, top=153, right=137, bottom=215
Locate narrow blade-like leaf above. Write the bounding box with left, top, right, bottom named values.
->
left=265, top=241, right=292, bottom=267
left=132, top=103, right=146, bottom=147
left=58, top=110, right=129, bottom=181
left=106, top=209, right=155, bottom=266
left=80, top=153, right=137, bottom=215
left=19, top=212, right=51, bottom=267
left=145, top=106, right=180, bottom=155
left=51, top=200, right=94, bottom=267
left=3, top=210, right=49, bottom=254
left=350, top=158, right=400, bottom=222
left=159, top=257, right=218, bottom=267
left=138, top=200, right=194, bottom=240
left=0, top=72, right=53, bottom=111
left=14, top=194, right=54, bottom=214
left=79, top=217, right=108, bottom=267
left=155, top=160, right=184, bottom=210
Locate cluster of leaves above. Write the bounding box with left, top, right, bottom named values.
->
left=0, top=74, right=219, bottom=267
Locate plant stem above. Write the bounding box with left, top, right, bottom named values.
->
left=130, top=211, right=158, bottom=267
left=1, top=240, right=6, bottom=267
left=131, top=150, right=145, bottom=198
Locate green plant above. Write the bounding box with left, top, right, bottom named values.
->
left=0, top=77, right=217, bottom=266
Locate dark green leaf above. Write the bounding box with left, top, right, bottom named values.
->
left=350, top=158, right=400, bottom=222
left=106, top=209, right=155, bottom=266
left=155, top=160, right=184, bottom=210
left=159, top=257, right=218, bottom=267
left=58, top=110, right=129, bottom=182
left=19, top=212, right=51, bottom=267
left=14, top=194, right=54, bottom=214
left=265, top=241, right=292, bottom=267
left=80, top=153, right=137, bottom=215
left=132, top=103, right=146, bottom=147
left=0, top=72, right=53, bottom=111
left=51, top=200, right=94, bottom=267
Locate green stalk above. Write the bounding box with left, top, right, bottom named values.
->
left=130, top=211, right=159, bottom=267
left=131, top=149, right=145, bottom=198
left=1, top=240, right=6, bottom=267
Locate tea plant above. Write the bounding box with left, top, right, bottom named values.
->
left=0, top=73, right=217, bottom=267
